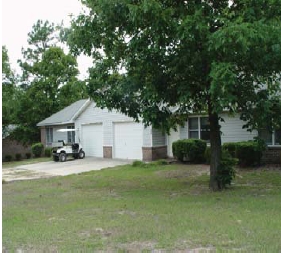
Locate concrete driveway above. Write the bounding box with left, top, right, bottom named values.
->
left=2, top=157, right=132, bottom=182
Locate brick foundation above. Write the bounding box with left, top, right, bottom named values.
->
left=103, top=146, right=112, bottom=158
left=2, top=138, right=31, bottom=161
left=262, top=147, right=281, bottom=164
left=142, top=146, right=167, bottom=161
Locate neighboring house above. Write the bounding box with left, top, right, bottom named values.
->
left=38, top=99, right=281, bottom=163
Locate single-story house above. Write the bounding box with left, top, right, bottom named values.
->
left=37, top=99, right=281, bottom=163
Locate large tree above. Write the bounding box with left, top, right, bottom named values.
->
left=14, top=20, right=87, bottom=144
left=68, top=0, right=281, bottom=190
left=2, top=46, right=19, bottom=134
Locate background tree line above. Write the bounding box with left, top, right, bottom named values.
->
left=2, top=20, right=88, bottom=144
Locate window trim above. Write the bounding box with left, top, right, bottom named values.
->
left=188, top=116, right=210, bottom=142
left=46, top=127, right=53, bottom=144
left=259, top=129, right=281, bottom=147
left=67, top=125, right=75, bottom=143
left=269, top=130, right=281, bottom=147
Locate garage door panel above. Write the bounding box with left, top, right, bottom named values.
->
left=82, top=124, right=103, bottom=157
left=114, top=122, right=143, bottom=160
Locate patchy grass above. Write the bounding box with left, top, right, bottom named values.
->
left=2, top=157, right=52, bottom=168
left=2, top=163, right=281, bottom=252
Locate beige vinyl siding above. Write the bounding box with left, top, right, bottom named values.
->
left=75, top=102, right=152, bottom=149
left=219, top=114, right=258, bottom=143
left=152, top=128, right=166, bottom=146
left=143, top=126, right=152, bottom=147
left=180, top=122, right=188, bottom=139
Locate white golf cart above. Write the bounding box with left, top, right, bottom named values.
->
left=52, top=129, right=85, bottom=162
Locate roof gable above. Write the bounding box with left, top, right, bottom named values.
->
left=37, top=99, right=90, bottom=126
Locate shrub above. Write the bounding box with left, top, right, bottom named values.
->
left=222, top=142, right=237, bottom=158
left=31, top=143, right=44, bottom=158
left=25, top=153, right=32, bottom=159
left=235, top=141, right=265, bottom=167
left=217, top=151, right=237, bottom=189
left=4, top=155, right=12, bottom=162
left=152, top=159, right=168, bottom=166
left=132, top=160, right=145, bottom=167
left=15, top=153, right=22, bottom=161
left=172, top=139, right=207, bottom=163
left=44, top=147, right=52, bottom=157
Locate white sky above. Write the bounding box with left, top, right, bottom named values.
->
left=2, top=0, right=92, bottom=79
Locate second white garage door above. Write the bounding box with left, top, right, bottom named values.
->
left=114, top=122, right=143, bottom=160
left=81, top=123, right=103, bottom=157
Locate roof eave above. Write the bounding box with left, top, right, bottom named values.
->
left=37, top=120, right=74, bottom=127
left=71, top=99, right=91, bottom=121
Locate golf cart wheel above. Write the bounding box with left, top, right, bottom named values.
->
left=59, top=153, right=67, bottom=162
left=79, top=150, right=85, bottom=159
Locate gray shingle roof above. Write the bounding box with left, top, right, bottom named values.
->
left=37, top=99, right=90, bottom=126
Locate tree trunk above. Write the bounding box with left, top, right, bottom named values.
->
left=209, top=111, right=222, bottom=191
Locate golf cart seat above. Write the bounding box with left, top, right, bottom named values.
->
left=72, top=143, right=79, bottom=150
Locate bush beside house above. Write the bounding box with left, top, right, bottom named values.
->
left=223, top=141, right=266, bottom=167
left=31, top=143, right=44, bottom=158
left=172, top=139, right=207, bottom=163
left=172, top=139, right=260, bottom=166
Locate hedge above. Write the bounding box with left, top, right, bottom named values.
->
left=172, top=139, right=207, bottom=163
left=222, top=140, right=266, bottom=167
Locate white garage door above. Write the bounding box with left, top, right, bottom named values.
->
left=82, top=124, right=103, bottom=157
left=114, top=122, right=143, bottom=160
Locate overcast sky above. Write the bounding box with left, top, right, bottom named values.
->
left=2, top=0, right=92, bottom=79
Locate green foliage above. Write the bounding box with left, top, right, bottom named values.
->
left=235, top=141, right=265, bottom=167
left=172, top=139, right=207, bottom=163
left=152, top=159, right=168, bottom=166
left=223, top=140, right=266, bottom=167
left=217, top=151, right=237, bottom=189
left=15, top=154, right=22, bottom=161
left=44, top=147, right=52, bottom=157
left=132, top=160, right=145, bottom=167
left=222, top=142, right=237, bottom=158
left=4, top=155, right=13, bottom=162
left=25, top=153, right=32, bottom=159
left=68, top=0, right=281, bottom=189
left=31, top=143, right=44, bottom=158
left=2, top=46, right=19, bottom=134
left=68, top=0, right=281, bottom=132
left=12, top=20, right=86, bottom=144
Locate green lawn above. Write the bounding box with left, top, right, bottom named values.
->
left=2, top=163, right=281, bottom=252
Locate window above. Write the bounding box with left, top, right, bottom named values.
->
left=67, top=126, right=75, bottom=143
left=46, top=128, right=53, bottom=144
left=188, top=117, right=210, bottom=142
left=259, top=129, right=281, bottom=146
left=188, top=118, right=199, bottom=139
